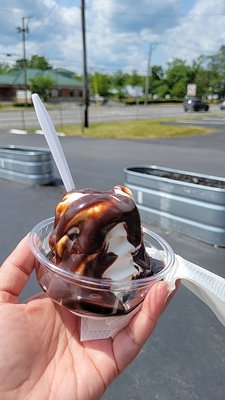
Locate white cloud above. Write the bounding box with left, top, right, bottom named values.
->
left=163, top=0, right=225, bottom=65
left=1, top=0, right=225, bottom=73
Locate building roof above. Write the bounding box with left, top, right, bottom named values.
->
left=0, top=68, right=82, bottom=88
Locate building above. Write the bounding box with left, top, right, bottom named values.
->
left=0, top=68, right=83, bottom=102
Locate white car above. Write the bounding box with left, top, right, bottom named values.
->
left=220, top=100, right=225, bottom=110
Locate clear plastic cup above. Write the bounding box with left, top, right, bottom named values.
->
left=29, top=217, right=175, bottom=318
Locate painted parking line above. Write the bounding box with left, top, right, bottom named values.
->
left=9, top=129, right=28, bottom=134
left=176, top=119, right=225, bottom=125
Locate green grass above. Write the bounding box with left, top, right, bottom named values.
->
left=58, top=118, right=214, bottom=139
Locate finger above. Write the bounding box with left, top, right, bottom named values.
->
left=163, top=279, right=180, bottom=311
left=114, top=281, right=169, bottom=371
left=0, top=235, right=36, bottom=304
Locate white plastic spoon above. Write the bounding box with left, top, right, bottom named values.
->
left=165, top=254, right=225, bottom=328
left=32, top=93, right=75, bottom=192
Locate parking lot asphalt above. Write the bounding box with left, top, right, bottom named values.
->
left=1, top=123, right=225, bottom=400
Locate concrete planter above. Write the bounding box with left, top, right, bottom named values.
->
left=124, top=165, right=225, bottom=246
left=0, top=146, right=55, bottom=185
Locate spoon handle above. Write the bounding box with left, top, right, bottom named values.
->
left=166, top=255, right=225, bottom=327
left=32, top=94, right=75, bottom=192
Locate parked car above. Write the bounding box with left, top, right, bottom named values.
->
left=183, top=97, right=209, bottom=112
left=220, top=100, right=225, bottom=110
left=89, top=95, right=107, bottom=105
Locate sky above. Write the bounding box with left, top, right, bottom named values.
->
left=1, top=0, right=225, bottom=75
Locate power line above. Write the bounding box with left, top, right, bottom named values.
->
left=0, top=9, right=13, bottom=14
left=26, top=0, right=75, bottom=56
left=30, top=0, right=61, bottom=37
left=86, top=4, right=225, bottom=18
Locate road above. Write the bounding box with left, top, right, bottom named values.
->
left=0, top=114, right=225, bottom=399
left=0, top=103, right=221, bottom=130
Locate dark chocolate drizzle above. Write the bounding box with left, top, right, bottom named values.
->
left=49, top=186, right=154, bottom=279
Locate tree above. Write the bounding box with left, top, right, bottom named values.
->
left=89, top=72, right=111, bottom=97
left=156, top=83, right=170, bottom=98
left=127, top=69, right=144, bottom=87
left=151, top=65, right=164, bottom=81
left=166, top=59, right=191, bottom=98
left=27, top=55, right=52, bottom=70
left=171, top=80, right=187, bottom=98
left=29, top=76, right=55, bottom=102
left=194, top=68, right=211, bottom=98
left=149, top=65, right=165, bottom=96
left=11, top=59, right=25, bottom=71
left=0, top=62, right=10, bottom=74
left=111, top=70, right=129, bottom=99
left=206, top=46, right=225, bottom=98
left=11, top=55, right=52, bottom=71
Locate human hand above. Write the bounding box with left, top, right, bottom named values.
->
left=0, top=236, right=172, bottom=400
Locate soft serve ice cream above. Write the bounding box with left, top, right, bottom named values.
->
left=49, top=185, right=162, bottom=282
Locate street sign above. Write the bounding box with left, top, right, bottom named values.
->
left=187, top=83, right=197, bottom=96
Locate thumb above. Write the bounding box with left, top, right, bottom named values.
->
left=0, top=235, right=36, bottom=304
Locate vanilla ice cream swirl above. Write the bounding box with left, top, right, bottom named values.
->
left=49, top=185, right=154, bottom=280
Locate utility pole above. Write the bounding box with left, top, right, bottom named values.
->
left=81, top=0, right=89, bottom=128
left=17, top=16, right=31, bottom=107
left=144, top=42, right=158, bottom=105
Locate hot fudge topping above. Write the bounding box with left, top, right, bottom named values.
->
left=49, top=185, right=157, bottom=280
